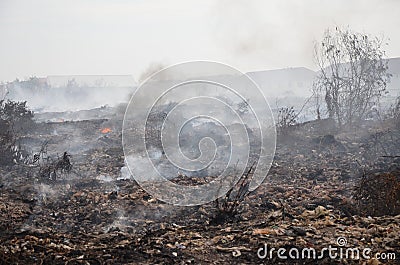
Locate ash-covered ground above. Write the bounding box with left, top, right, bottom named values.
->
left=0, top=106, right=399, bottom=264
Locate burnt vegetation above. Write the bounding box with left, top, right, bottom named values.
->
left=0, top=100, right=74, bottom=183
left=38, top=150, right=73, bottom=181
left=213, top=165, right=254, bottom=224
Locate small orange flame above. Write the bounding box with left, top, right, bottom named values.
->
left=101, top=127, right=112, bottom=134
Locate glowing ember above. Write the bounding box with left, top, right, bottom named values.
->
left=101, top=127, right=112, bottom=134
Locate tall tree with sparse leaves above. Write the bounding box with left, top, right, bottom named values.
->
left=314, top=27, right=391, bottom=127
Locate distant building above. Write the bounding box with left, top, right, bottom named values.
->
left=247, top=67, right=316, bottom=99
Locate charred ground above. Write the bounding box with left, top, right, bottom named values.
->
left=0, top=107, right=399, bottom=264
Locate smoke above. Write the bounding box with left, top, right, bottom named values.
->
left=8, top=84, right=133, bottom=113
left=138, top=62, right=167, bottom=84
left=211, top=0, right=400, bottom=72
left=211, top=0, right=315, bottom=69
left=212, top=1, right=277, bottom=55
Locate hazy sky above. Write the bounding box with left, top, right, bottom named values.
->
left=1, top=0, right=399, bottom=83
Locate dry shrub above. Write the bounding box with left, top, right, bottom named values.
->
left=0, top=100, right=34, bottom=166
left=354, top=170, right=400, bottom=216
left=38, top=152, right=73, bottom=180
left=277, top=107, right=297, bottom=135
left=212, top=165, right=254, bottom=224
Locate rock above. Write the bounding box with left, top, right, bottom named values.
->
left=290, top=226, right=307, bottom=236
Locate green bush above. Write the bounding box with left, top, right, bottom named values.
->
left=0, top=100, right=34, bottom=166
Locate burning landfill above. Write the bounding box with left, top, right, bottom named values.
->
left=0, top=64, right=400, bottom=264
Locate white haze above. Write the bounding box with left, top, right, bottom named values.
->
left=0, top=0, right=400, bottom=83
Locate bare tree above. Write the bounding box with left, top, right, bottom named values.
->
left=313, top=27, right=391, bottom=127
